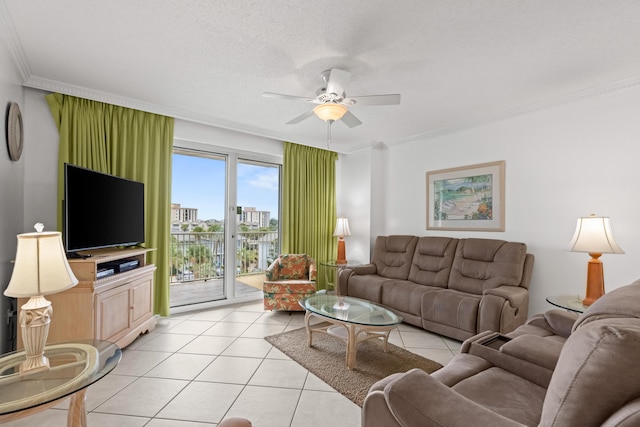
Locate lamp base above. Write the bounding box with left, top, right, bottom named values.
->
left=336, top=238, right=347, bottom=265
left=19, top=295, right=53, bottom=373
left=582, top=253, right=604, bottom=306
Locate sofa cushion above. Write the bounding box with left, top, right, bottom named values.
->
left=408, top=236, right=458, bottom=287
left=452, top=367, right=546, bottom=426
left=263, top=281, right=316, bottom=294
left=381, top=280, right=439, bottom=318
left=449, top=239, right=527, bottom=295
left=274, top=254, right=312, bottom=280
left=541, top=318, right=640, bottom=427
left=421, top=289, right=481, bottom=334
left=372, top=235, right=418, bottom=280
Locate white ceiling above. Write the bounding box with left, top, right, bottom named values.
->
left=3, top=0, right=640, bottom=153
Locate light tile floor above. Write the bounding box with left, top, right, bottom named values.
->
left=4, top=300, right=461, bottom=427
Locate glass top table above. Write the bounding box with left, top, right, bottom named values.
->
left=0, top=339, right=121, bottom=426
left=300, top=294, right=402, bottom=369
left=318, top=261, right=363, bottom=268
left=318, top=261, right=363, bottom=291
left=546, top=295, right=588, bottom=313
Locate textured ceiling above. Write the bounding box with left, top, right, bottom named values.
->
left=3, top=0, right=640, bottom=153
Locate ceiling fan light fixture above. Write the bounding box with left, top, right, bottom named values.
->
left=313, top=103, right=348, bottom=122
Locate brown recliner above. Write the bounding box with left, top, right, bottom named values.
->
left=362, top=280, right=640, bottom=427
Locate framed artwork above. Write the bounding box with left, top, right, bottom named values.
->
left=426, top=161, right=505, bottom=231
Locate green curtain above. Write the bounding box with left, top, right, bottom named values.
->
left=46, top=93, right=174, bottom=316
left=282, top=142, right=338, bottom=289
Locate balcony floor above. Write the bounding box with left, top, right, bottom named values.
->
left=170, top=274, right=265, bottom=307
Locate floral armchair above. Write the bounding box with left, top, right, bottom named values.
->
left=263, top=254, right=317, bottom=311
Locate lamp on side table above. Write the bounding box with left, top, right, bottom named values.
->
left=568, top=215, right=624, bottom=306
left=4, top=223, right=78, bottom=373
left=333, top=217, right=351, bottom=265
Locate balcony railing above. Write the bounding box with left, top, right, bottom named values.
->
left=170, top=230, right=279, bottom=284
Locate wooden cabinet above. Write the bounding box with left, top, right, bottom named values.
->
left=17, top=247, right=156, bottom=350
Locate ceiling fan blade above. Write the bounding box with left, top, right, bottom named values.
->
left=286, top=109, right=315, bottom=125
left=326, top=68, right=351, bottom=97
left=346, top=94, right=401, bottom=106
left=340, top=110, right=362, bottom=128
left=262, top=92, right=317, bottom=103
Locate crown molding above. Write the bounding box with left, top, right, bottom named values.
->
left=24, top=75, right=289, bottom=140
left=388, top=74, right=640, bottom=147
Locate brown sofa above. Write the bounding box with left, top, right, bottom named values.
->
left=338, top=235, right=534, bottom=341
left=362, top=279, right=640, bottom=427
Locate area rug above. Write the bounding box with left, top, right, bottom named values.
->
left=265, top=324, right=443, bottom=406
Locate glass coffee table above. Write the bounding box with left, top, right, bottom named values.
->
left=0, top=339, right=121, bottom=426
left=300, top=294, right=402, bottom=369
left=546, top=295, right=588, bottom=313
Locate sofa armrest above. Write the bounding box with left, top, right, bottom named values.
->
left=500, top=334, right=564, bottom=370
left=525, top=309, right=577, bottom=338
left=308, top=258, right=317, bottom=282
left=352, top=263, right=377, bottom=275
left=382, top=368, right=524, bottom=427
left=338, top=264, right=377, bottom=295
left=483, top=285, right=528, bottom=308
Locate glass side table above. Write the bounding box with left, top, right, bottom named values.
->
left=319, top=260, right=363, bottom=292
left=0, top=339, right=121, bottom=427
left=546, top=295, right=588, bottom=314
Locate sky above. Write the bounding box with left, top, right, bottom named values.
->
left=172, top=153, right=279, bottom=221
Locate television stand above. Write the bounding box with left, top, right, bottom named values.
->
left=17, top=247, right=156, bottom=350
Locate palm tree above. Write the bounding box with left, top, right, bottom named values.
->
left=169, top=235, right=185, bottom=278
left=208, top=223, right=222, bottom=232
left=188, top=244, right=212, bottom=279
left=237, top=247, right=258, bottom=274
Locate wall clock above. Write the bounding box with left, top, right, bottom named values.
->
left=6, top=101, right=23, bottom=161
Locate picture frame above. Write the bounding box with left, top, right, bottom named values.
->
left=426, top=161, right=505, bottom=231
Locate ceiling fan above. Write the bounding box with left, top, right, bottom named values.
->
left=262, top=68, right=401, bottom=128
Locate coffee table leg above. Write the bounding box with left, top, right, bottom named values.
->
left=383, top=329, right=392, bottom=352
left=67, top=388, right=87, bottom=427
left=346, top=325, right=357, bottom=369
left=304, top=310, right=313, bottom=347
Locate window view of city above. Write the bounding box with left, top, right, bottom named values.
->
left=170, top=153, right=280, bottom=306
left=170, top=203, right=278, bottom=279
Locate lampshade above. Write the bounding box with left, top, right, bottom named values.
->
left=568, top=215, right=624, bottom=254
left=333, top=217, right=351, bottom=237
left=5, top=230, right=78, bottom=298
left=313, top=103, right=348, bottom=122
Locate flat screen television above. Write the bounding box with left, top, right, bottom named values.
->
left=64, top=164, right=145, bottom=253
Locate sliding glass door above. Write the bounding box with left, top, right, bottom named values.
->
left=170, top=149, right=280, bottom=308
left=234, top=160, right=280, bottom=297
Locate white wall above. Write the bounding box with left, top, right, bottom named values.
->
left=23, top=89, right=59, bottom=230
left=341, top=86, right=640, bottom=316
left=336, top=148, right=372, bottom=265
left=0, top=24, right=25, bottom=352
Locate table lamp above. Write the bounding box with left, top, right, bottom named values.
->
left=4, top=223, right=78, bottom=372
left=333, top=217, right=351, bottom=265
left=568, top=215, right=624, bottom=306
